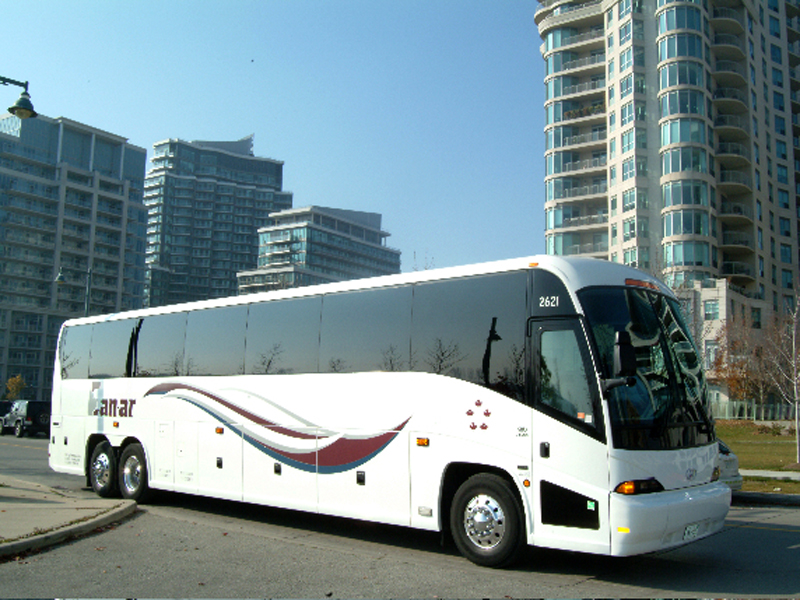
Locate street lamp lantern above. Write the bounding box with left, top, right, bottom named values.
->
left=2, top=76, right=37, bottom=119
left=55, top=267, right=93, bottom=317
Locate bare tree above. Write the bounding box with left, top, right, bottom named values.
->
left=424, top=339, right=465, bottom=375
left=712, top=312, right=773, bottom=411
left=764, top=295, right=800, bottom=464
left=380, top=344, right=405, bottom=371
left=258, top=343, right=284, bottom=374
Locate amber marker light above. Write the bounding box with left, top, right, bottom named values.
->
left=113, top=421, right=119, bottom=428
left=215, top=427, right=225, bottom=434
left=416, top=437, right=430, bottom=447
left=625, top=278, right=659, bottom=291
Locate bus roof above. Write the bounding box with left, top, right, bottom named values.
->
left=63, top=256, right=672, bottom=327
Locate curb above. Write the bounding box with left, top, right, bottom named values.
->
left=0, top=500, right=137, bottom=559
left=732, top=491, right=800, bottom=507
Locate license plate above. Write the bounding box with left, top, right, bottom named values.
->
left=683, top=523, right=700, bottom=541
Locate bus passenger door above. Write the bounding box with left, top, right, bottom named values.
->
left=529, top=318, right=610, bottom=555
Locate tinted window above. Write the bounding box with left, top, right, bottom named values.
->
left=320, top=286, right=412, bottom=373
left=89, top=318, right=142, bottom=378
left=134, top=313, right=187, bottom=377
left=59, top=324, right=93, bottom=379
left=411, top=272, right=527, bottom=399
left=245, top=297, right=322, bottom=374
left=535, top=320, right=598, bottom=429
left=185, top=306, right=248, bottom=376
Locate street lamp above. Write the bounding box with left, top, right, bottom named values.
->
left=1, top=76, right=37, bottom=119
left=55, top=267, right=93, bottom=317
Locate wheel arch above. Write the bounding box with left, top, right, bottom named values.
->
left=439, top=462, right=527, bottom=536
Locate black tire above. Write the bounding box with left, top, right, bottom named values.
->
left=450, top=473, right=526, bottom=568
left=89, top=441, right=119, bottom=498
left=14, top=421, right=24, bottom=438
left=118, top=443, right=152, bottom=503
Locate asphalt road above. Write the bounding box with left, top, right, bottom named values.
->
left=1, top=436, right=799, bottom=598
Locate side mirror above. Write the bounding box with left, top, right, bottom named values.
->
left=603, top=331, right=637, bottom=394
left=613, top=331, right=637, bottom=378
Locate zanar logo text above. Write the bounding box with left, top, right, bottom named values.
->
left=94, top=398, right=136, bottom=418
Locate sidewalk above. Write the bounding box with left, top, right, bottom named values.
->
left=0, top=475, right=136, bottom=559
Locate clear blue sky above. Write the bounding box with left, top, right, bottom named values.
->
left=5, top=0, right=546, bottom=271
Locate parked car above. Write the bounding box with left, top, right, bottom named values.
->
left=0, top=400, right=12, bottom=421
left=0, top=400, right=51, bottom=438
left=718, top=440, right=743, bottom=491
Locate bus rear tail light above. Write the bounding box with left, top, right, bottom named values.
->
left=614, top=478, right=664, bottom=495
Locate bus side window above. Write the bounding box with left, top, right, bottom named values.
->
left=537, top=325, right=595, bottom=425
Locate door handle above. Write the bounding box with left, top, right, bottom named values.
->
left=540, top=441, right=550, bottom=458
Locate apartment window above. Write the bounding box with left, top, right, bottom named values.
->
left=782, top=270, right=794, bottom=289
left=780, top=217, right=791, bottom=236
left=778, top=189, right=789, bottom=209
left=773, top=67, right=784, bottom=88
left=776, top=140, right=787, bottom=160
left=781, top=243, right=793, bottom=263
left=621, top=101, right=634, bottom=125
left=775, top=115, right=786, bottom=135
left=773, top=91, right=785, bottom=111
left=620, top=47, right=632, bottom=71
left=703, top=300, right=719, bottom=321
left=622, top=129, right=634, bottom=153
left=778, top=165, right=788, bottom=184
left=623, top=217, right=636, bottom=241
left=620, top=21, right=632, bottom=45
left=769, top=16, right=781, bottom=38
left=619, top=0, right=631, bottom=19
left=620, top=74, right=633, bottom=98
left=771, top=44, right=783, bottom=64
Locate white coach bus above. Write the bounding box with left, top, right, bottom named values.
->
left=49, top=256, right=730, bottom=567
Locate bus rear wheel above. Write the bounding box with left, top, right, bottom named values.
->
left=450, top=473, right=525, bottom=568
left=89, top=441, right=119, bottom=498
left=119, top=443, right=152, bottom=503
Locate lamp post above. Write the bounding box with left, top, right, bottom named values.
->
left=55, top=267, right=92, bottom=317
left=1, top=76, right=37, bottom=119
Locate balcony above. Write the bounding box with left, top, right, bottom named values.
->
left=721, top=260, right=755, bottom=283
left=560, top=103, right=606, bottom=124
left=558, top=155, right=607, bottom=175
left=719, top=201, right=754, bottom=224
left=558, top=129, right=607, bottom=150
left=552, top=78, right=606, bottom=101
left=717, top=169, right=752, bottom=194
left=714, top=114, right=750, bottom=140
left=716, top=141, right=751, bottom=168
left=711, top=34, right=746, bottom=60
left=720, top=231, right=755, bottom=252
left=712, top=87, right=748, bottom=113
left=710, top=8, right=745, bottom=34
left=713, top=60, right=747, bottom=87
left=556, top=53, right=606, bottom=75
left=549, top=213, right=609, bottom=231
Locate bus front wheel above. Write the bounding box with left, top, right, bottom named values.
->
left=119, top=443, right=152, bottom=503
left=450, top=473, right=525, bottom=568
left=89, top=441, right=119, bottom=498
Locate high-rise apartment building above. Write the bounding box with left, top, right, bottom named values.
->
left=144, top=135, right=292, bottom=307
left=537, top=0, right=799, bottom=407
left=0, top=114, right=147, bottom=400
left=237, top=205, right=402, bottom=293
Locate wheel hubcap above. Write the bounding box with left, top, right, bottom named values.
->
left=122, top=455, right=141, bottom=494
left=463, top=493, right=506, bottom=550
left=92, top=452, right=111, bottom=487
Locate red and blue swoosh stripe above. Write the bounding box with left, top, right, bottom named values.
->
left=145, top=382, right=410, bottom=474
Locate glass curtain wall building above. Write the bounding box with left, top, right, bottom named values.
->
left=537, top=0, right=799, bottom=409
left=237, top=206, right=402, bottom=293
left=0, top=114, right=147, bottom=400
left=144, top=135, right=293, bottom=307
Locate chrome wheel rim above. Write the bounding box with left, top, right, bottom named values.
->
left=122, top=454, right=141, bottom=495
left=462, top=493, right=506, bottom=550
left=92, top=452, right=111, bottom=487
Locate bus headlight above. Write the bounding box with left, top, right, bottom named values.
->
left=711, top=466, right=720, bottom=482
left=614, top=478, right=665, bottom=495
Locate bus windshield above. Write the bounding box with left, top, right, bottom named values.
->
left=578, top=286, right=715, bottom=451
